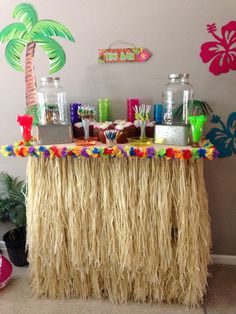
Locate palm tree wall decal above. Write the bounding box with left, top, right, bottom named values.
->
left=0, top=3, right=75, bottom=121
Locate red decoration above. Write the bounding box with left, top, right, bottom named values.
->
left=134, top=148, right=144, bottom=157
left=17, top=115, right=33, bottom=143
left=183, top=149, right=192, bottom=160
left=98, top=48, right=152, bottom=63
left=104, top=148, right=113, bottom=155
left=0, top=255, right=13, bottom=290
left=200, top=21, right=236, bottom=75
left=50, top=146, right=60, bottom=157
left=166, top=148, right=175, bottom=158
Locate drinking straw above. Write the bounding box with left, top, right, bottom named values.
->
left=104, top=130, right=121, bottom=141
left=134, top=104, right=151, bottom=122
left=78, top=105, right=96, bottom=119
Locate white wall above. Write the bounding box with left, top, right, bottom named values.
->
left=0, top=0, right=235, bottom=254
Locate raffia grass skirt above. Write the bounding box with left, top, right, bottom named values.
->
left=26, top=156, right=211, bottom=306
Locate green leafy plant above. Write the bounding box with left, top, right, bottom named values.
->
left=0, top=3, right=75, bottom=120
left=0, top=172, right=26, bottom=227
left=174, top=100, right=213, bottom=119
left=191, top=100, right=213, bottom=116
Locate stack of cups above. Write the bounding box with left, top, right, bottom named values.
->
left=154, top=104, right=163, bottom=124
left=98, top=98, right=110, bottom=122
left=70, top=103, right=81, bottom=124
left=127, top=98, right=140, bottom=122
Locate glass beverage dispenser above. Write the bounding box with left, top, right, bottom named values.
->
left=162, top=73, right=193, bottom=125
left=37, top=77, right=69, bottom=125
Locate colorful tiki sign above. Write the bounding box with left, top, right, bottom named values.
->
left=98, top=48, right=152, bottom=63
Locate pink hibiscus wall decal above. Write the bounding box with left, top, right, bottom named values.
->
left=200, top=21, right=236, bottom=75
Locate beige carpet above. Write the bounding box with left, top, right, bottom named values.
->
left=0, top=262, right=203, bottom=314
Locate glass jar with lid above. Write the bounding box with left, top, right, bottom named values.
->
left=37, top=77, right=69, bottom=125
left=162, top=73, right=193, bottom=125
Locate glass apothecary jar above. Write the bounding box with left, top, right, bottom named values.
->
left=162, top=73, right=193, bottom=125
left=37, top=77, right=69, bottom=125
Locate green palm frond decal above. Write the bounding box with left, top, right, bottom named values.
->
left=31, top=20, right=75, bottom=42
left=0, top=23, right=28, bottom=43
left=13, top=3, right=38, bottom=32
left=5, top=39, right=28, bottom=71
left=0, top=3, right=75, bottom=109
left=34, top=36, right=66, bottom=73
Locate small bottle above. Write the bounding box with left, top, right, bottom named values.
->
left=37, top=77, right=69, bottom=125
left=162, top=73, right=193, bottom=125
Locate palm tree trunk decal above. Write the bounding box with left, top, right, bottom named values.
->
left=0, top=3, right=75, bottom=124
left=25, top=42, right=37, bottom=107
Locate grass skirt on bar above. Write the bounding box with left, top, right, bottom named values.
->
left=26, top=157, right=211, bottom=306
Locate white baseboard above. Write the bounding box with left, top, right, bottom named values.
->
left=0, top=240, right=6, bottom=251
left=211, top=254, right=236, bottom=265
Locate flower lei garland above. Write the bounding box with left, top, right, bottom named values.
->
left=1, top=141, right=219, bottom=160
